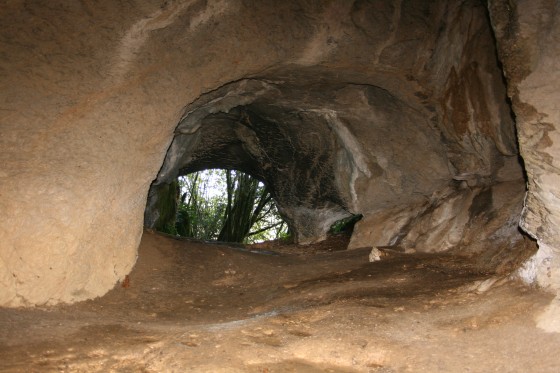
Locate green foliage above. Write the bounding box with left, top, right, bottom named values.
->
left=329, top=214, right=362, bottom=234
left=175, top=170, right=226, bottom=240
left=171, top=169, right=287, bottom=243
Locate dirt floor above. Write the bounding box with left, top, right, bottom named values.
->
left=1, top=230, right=560, bottom=372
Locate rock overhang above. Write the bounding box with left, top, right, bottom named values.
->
left=2, top=0, right=555, bottom=308
left=145, top=72, right=456, bottom=243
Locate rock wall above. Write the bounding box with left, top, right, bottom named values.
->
left=0, top=0, right=543, bottom=307
left=488, top=0, right=560, bottom=331
left=0, top=0, right=314, bottom=306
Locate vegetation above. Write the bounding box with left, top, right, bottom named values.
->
left=329, top=214, right=363, bottom=234
left=159, top=169, right=288, bottom=243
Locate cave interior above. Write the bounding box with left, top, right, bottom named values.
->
left=1, top=0, right=560, bottom=371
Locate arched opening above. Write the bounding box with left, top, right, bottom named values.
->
left=150, top=168, right=289, bottom=244
left=144, top=80, right=363, bottom=244
left=4, top=0, right=560, bottom=370
left=144, top=72, right=530, bottom=268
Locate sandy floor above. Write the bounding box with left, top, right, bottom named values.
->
left=1, top=230, right=559, bottom=372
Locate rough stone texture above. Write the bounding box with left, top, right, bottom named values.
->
left=349, top=180, right=533, bottom=269
left=488, top=0, right=560, bottom=331
left=0, top=0, right=535, bottom=307
left=146, top=78, right=451, bottom=243
left=0, top=0, right=315, bottom=306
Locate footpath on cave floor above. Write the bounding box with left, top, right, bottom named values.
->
left=1, top=230, right=560, bottom=373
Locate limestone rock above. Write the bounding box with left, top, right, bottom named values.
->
left=369, top=248, right=382, bottom=263
left=0, top=0, right=544, bottom=307
left=489, top=0, right=560, bottom=289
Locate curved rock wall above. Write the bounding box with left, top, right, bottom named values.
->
left=489, top=0, right=560, bottom=287
left=488, top=0, right=560, bottom=331
left=145, top=78, right=451, bottom=243
left=0, top=0, right=316, bottom=306
left=0, top=0, right=546, bottom=307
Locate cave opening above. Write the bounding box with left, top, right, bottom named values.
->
left=143, top=71, right=531, bottom=264
left=3, top=0, right=560, bottom=370
left=151, top=168, right=289, bottom=244
left=144, top=83, right=360, bottom=245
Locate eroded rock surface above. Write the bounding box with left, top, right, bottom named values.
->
left=488, top=0, right=560, bottom=331
left=0, top=0, right=550, bottom=307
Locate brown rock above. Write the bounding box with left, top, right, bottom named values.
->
left=0, top=0, right=551, bottom=308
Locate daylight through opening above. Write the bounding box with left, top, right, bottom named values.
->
left=153, top=169, right=289, bottom=244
